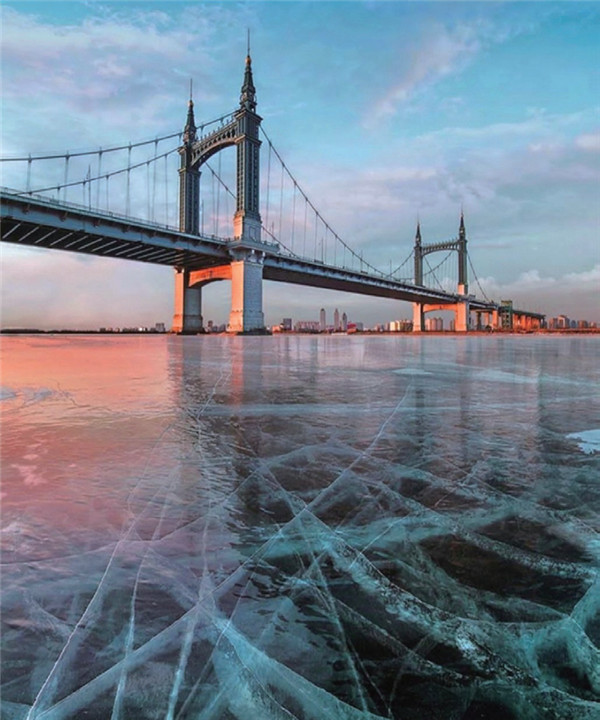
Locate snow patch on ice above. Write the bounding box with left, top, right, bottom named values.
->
left=13, top=464, right=45, bottom=486
left=393, top=368, right=433, bottom=376
left=567, top=429, right=600, bottom=455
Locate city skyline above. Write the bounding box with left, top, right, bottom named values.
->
left=1, top=2, right=599, bottom=328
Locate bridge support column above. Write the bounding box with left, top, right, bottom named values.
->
left=455, top=299, right=470, bottom=332
left=228, top=249, right=266, bottom=334
left=412, top=303, right=424, bottom=332
left=172, top=269, right=203, bottom=334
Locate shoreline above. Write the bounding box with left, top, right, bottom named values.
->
left=1, top=329, right=598, bottom=337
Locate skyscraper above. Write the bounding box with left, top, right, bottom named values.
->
left=334, top=308, right=340, bottom=332
left=320, top=308, right=326, bottom=332
left=342, top=312, right=348, bottom=332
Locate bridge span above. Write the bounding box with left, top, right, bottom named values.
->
left=0, top=52, right=544, bottom=334
left=0, top=187, right=543, bottom=332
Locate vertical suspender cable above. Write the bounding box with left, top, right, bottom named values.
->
left=265, top=141, right=272, bottom=233
left=333, top=229, right=337, bottom=267
left=302, top=198, right=308, bottom=259
left=291, top=181, right=297, bottom=253
left=96, top=150, right=103, bottom=209
left=146, top=160, right=151, bottom=220
left=211, top=168, right=216, bottom=235
left=278, top=161, right=284, bottom=242
left=125, top=144, right=131, bottom=216
left=152, top=140, right=158, bottom=222
left=216, top=153, right=222, bottom=237
left=26, top=155, right=32, bottom=194
left=63, top=153, right=69, bottom=202
left=164, top=153, right=169, bottom=227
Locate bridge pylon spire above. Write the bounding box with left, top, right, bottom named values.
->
left=183, top=94, right=197, bottom=146
left=240, top=45, right=257, bottom=112
left=414, top=220, right=423, bottom=286
left=457, top=210, right=468, bottom=295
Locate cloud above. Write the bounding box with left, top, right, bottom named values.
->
left=1, top=5, right=254, bottom=154
left=475, top=265, right=600, bottom=320
left=371, top=22, right=481, bottom=123
left=575, top=131, right=600, bottom=152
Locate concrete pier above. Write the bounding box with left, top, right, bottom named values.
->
left=172, top=269, right=203, bottom=334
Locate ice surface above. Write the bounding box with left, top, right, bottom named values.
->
left=1, top=334, right=599, bottom=719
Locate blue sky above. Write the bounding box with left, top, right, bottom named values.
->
left=1, top=1, right=599, bottom=328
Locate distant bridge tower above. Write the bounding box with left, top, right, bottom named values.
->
left=413, top=213, right=471, bottom=331
left=172, top=51, right=265, bottom=334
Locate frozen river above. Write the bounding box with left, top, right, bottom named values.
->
left=1, top=334, right=599, bottom=720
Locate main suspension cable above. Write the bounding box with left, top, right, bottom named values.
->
left=259, top=127, right=386, bottom=277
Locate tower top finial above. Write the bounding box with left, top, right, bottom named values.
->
left=240, top=43, right=256, bottom=111
left=189, top=78, right=193, bottom=102
left=183, top=82, right=197, bottom=145
left=415, top=219, right=422, bottom=244
left=459, top=209, right=466, bottom=240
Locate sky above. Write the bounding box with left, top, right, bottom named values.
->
left=1, top=0, right=599, bottom=329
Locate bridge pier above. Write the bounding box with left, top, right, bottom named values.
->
left=455, top=299, right=470, bottom=332
left=172, top=269, right=203, bottom=333
left=413, top=298, right=472, bottom=332
left=227, top=249, right=267, bottom=334
left=412, top=303, right=424, bottom=332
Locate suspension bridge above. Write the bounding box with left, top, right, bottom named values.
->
left=0, top=53, right=544, bottom=333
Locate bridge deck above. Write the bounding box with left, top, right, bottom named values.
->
left=0, top=189, right=542, bottom=318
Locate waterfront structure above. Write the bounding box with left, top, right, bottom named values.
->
left=425, top=317, right=444, bottom=331
left=0, top=55, right=545, bottom=334
left=334, top=309, right=340, bottom=332
left=319, top=308, right=326, bottom=332
left=414, top=216, right=473, bottom=332
left=294, top=320, right=320, bottom=333
left=174, top=51, right=264, bottom=334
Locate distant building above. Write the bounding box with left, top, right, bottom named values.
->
left=389, top=320, right=412, bottom=332
left=319, top=308, right=326, bottom=332
left=334, top=308, right=340, bottom=331
left=425, top=317, right=443, bottom=331
left=347, top=322, right=364, bottom=333
left=342, top=312, right=348, bottom=332
left=155, top=322, right=166, bottom=333
left=294, top=320, right=320, bottom=333
left=281, top=318, right=292, bottom=331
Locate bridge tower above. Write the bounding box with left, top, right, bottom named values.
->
left=412, top=214, right=471, bottom=332
left=173, top=93, right=203, bottom=333
left=227, top=50, right=265, bottom=333
left=172, top=51, right=266, bottom=334
left=457, top=211, right=468, bottom=295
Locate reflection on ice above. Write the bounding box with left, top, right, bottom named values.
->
left=1, top=335, right=599, bottom=719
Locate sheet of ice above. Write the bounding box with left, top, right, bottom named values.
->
left=1, top=334, right=599, bottom=719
